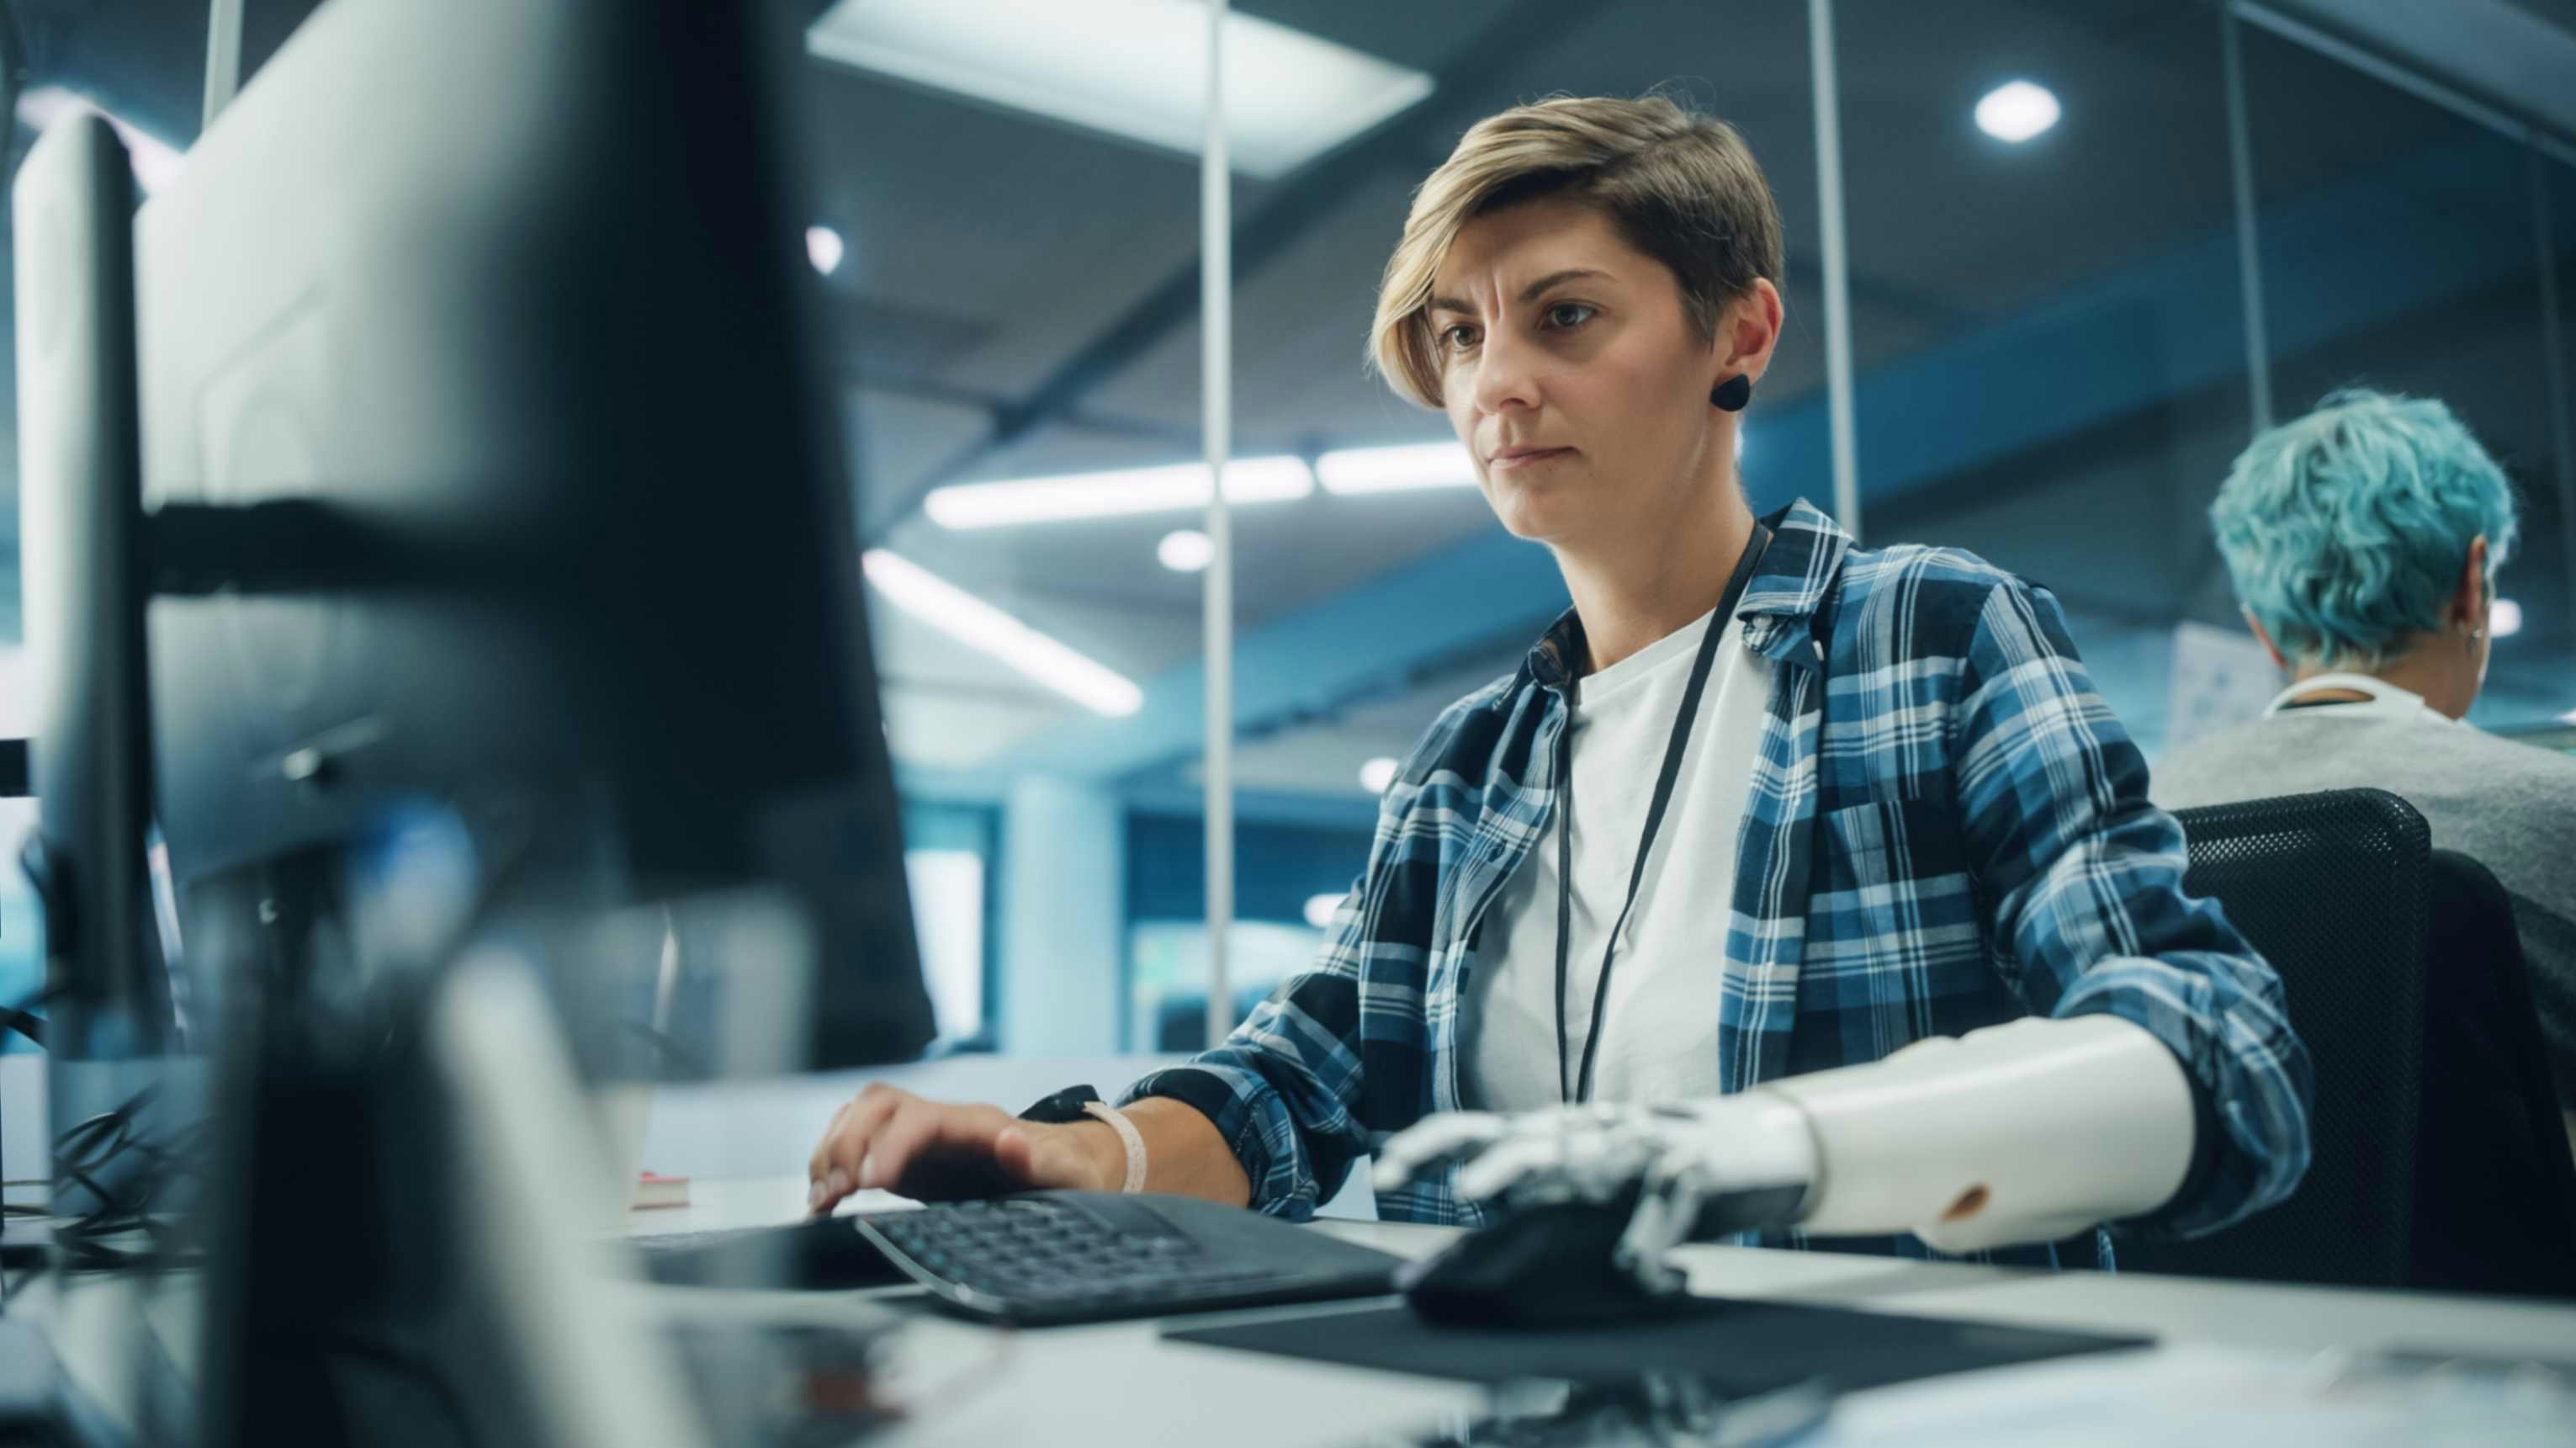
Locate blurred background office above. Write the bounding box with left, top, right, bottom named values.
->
left=0, top=0, right=2571, bottom=1077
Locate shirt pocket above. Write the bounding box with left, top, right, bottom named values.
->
left=1818, top=797, right=1993, bottom=1002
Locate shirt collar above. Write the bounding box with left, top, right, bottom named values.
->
left=1517, top=499, right=1853, bottom=692
left=2263, top=671, right=2456, bottom=725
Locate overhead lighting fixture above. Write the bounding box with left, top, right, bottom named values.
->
left=1157, top=528, right=1214, bottom=573
left=1302, top=893, right=1346, bottom=930
left=806, top=0, right=1433, bottom=180
left=925, top=457, right=1312, bottom=529
left=806, top=225, right=846, bottom=276
left=1358, top=756, right=1399, bottom=794
left=1315, top=442, right=1479, bottom=496
left=1974, top=80, right=2060, bottom=143
left=860, top=549, right=1142, bottom=717
left=2490, top=597, right=2524, bottom=639
left=16, top=87, right=187, bottom=194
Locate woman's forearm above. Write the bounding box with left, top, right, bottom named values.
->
left=1069, top=1097, right=1251, bottom=1206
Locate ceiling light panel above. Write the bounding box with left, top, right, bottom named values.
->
left=925, top=456, right=1312, bottom=528
left=861, top=549, right=1143, bottom=716
left=807, top=0, right=1433, bottom=179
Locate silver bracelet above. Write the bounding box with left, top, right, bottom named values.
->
left=1081, top=1101, right=1147, bottom=1194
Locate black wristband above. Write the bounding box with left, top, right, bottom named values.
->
left=1018, top=1085, right=1104, bottom=1125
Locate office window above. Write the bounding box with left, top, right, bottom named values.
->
left=1836, top=3, right=2254, bottom=758
left=2243, top=26, right=2574, bottom=730
left=1122, top=812, right=1372, bottom=1049
left=1125, top=918, right=1324, bottom=1053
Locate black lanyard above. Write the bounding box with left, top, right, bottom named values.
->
left=1555, top=523, right=1772, bottom=1105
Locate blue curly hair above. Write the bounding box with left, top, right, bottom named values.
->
left=2209, top=389, right=2519, bottom=668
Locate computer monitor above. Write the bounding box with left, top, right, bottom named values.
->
left=11, top=109, right=183, bottom=1239
left=55, top=0, right=939, bottom=1442
left=127, top=0, right=934, bottom=1070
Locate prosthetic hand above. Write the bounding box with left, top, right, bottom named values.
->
left=1375, top=1015, right=2197, bottom=1294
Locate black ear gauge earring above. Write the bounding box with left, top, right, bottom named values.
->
left=1710, top=374, right=1752, bottom=411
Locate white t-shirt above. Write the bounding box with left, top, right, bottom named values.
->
left=1459, top=606, right=1771, bottom=1111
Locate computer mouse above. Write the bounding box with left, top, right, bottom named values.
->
left=1400, top=1196, right=1699, bottom=1329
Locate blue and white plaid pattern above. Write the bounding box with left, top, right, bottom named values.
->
left=1126, top=501, right=2312, bottom=1263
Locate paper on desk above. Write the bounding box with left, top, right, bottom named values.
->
left=1808, top=1343, right=2576, bottom=1447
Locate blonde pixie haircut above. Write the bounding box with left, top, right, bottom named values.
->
left=1369, top=94, right=1786, bottom=411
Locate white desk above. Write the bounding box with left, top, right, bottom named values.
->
left=630, top=1175, right=2576, bottom=1446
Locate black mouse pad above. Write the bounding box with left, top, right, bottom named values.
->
left=1163, top=1297, right=2149, bottom=1396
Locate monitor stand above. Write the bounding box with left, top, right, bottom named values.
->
left=189, top=852, right=708, bottom=1448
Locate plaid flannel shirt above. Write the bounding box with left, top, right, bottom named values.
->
left=1126, top=500, right=2312, bottom=1264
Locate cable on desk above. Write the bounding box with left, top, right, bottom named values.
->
left=45, top=1083, right=210, bottom=1273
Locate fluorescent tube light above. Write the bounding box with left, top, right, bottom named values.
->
left=806, top=0, right=1433, bottom=180
left=925, top=456, right=1312, bottom=529
left=16, top=88, right=187, bottom=194
left=1315, top=442, right=1479, bottom=495
left=861, top=549, right=1143, bottom=716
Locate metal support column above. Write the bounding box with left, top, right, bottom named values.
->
left=1809, top=0, right=1861, bottom=539
left=1201, top=0, right=1235, bottom=1051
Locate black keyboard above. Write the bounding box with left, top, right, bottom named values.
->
left=851, top=1191, right=1402, bottom=1325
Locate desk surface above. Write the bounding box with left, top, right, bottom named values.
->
left=630, top=1175, right=2576, bottom=1447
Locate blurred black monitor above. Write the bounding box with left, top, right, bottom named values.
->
left=123, top=0, right=934, bottom=1069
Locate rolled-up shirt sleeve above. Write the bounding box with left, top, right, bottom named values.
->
left=1953, top=578, right=2314, bottom=1238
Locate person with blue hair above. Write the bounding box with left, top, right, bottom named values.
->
left=2156, top=388, right=2576, bottom=1155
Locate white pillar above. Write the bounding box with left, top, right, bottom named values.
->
left=999, top=777, right=1126, bottom=1056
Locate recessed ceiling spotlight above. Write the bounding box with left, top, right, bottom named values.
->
left=1158, top=528, right=1214, bottom=573
left=806, top=225, right=846, bottom=276
left=2490, top=597, right=2524, bottom=639
left=1358, top=756, right=1399, bottom=794
left=1974, top=80, right=2059, bottom=143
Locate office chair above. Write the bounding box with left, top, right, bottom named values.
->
left=2118, top=788, right=2576, bottom=1297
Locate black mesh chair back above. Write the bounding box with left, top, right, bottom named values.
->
left=2409, top=849, right=2576, bottom=1297
left=2121, top=788, right=2429, bottom=1289
left=2123, top=788, right=2576, bottom=1295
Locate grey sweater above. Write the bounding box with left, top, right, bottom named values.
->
left=2153, top=713, right=2576, bottom=1114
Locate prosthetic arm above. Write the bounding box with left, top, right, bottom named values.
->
left=1374, top=1014, right=2197, bottom=1292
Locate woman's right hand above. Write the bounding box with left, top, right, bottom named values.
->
left=805, top=1083, right=1117, bottom=1216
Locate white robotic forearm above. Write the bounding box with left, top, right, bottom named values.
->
left=1762, top=1014, right=2197, bottom=1252
left=1375, top=1014, right=2197, bottom=1288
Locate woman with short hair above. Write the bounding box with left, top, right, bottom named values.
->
left=2156, top=388, right=2576, bottom=1151
left=811, top=95, right=2310, bottom=1277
